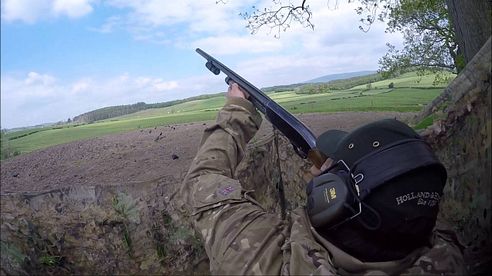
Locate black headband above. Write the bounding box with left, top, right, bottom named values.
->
left=349, top=139, right=447, bottom=200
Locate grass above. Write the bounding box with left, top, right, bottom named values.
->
left=39, top=255, right=63, bottom=267
left=4, top=111, right=217, bottom=155
left=273, top=88, right=442, bottom=113
left=1, top=71, right=454, bottom=158
left=110, top=96, right=226, bottom=120
left=414, top=114, right=437, bottom=130
left=350, top=71, right=455, bottom=90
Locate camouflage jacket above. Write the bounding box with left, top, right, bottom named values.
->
left=179, top=97, right=465, bottom=275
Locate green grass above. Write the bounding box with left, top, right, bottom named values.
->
left=110, top=96, right=226, bottom=120
left=350, top=71, right=455, bottom=90
left=414, top=114, right=437, bottom=130
left=1, top=71, right=454, bottom=158
left=5, top=111, right=217, bottom=155
left=280, top=88, right=442, bottom=113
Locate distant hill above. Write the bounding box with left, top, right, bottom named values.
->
left=72, top=71, right=379, bottom=123
left=304, top=71, right=377, bottom=83
left=72, top=92, right=224, bottom=124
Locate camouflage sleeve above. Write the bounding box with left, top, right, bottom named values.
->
left=179, top=96, right=262, bottom=210
left=179, top=97, right=288, bottom=274
left=402, top=222, right=466, bottom=275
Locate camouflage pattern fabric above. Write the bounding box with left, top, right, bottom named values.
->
left=178, top=97, right=466, bottom=275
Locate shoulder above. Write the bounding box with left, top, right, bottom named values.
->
left=405, top=221, right=466, bottom=274
left=285, top=208, right=339, bottom=275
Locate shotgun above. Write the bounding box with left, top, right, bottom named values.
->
left=196, top=48, right=327, bottom=169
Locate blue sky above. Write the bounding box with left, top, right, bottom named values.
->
left=1, top=0, right=402, bottom=129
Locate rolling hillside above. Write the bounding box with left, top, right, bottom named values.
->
left=1, top=71, right=455, bottom=159
left=304, top=70, right=377, bottom=83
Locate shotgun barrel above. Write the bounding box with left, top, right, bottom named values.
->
left=196, top=48, right=327, bottom=168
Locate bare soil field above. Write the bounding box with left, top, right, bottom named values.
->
left=1, top=112, right=413, bottom=194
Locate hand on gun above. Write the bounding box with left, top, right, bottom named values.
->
left=309, top=158, right=334, bottom=177
left=227, top=81, right=249, bottom=100
left=197, top=48, right=327, bottom=169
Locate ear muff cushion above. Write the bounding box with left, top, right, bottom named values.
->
left=306, top=171, right=358, bottom=228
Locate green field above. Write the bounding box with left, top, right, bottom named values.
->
left=1, top=71, right=453, bottom=159
left=350, top=71, right=454, bottom=90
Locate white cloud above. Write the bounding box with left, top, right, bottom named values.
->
left=1, top=0, right=51, bottom=23
left=106, top=0, right=249, bottom=29
left=151, top=80, right=179, bottom=91
left=1, top=1, right=405, bottom=129
left=96, top=0, right=254, bottom=44
left=25, top=72, right=56, bottom=86
left=90, top=0, right=401, bottom=61
left=192, top=35, right=284, bottom=55
left=193, top=1, right=404, bottom=86
left=1, top=73, right=60, bottom=128
left=0, top=72, right=210, bottom=129
left=118, top=1, right=191, bottom=26
left=132, top=76, right=180, bottom=92
left=53, top=0, right=93, bottom=18
left=71, top=79, right=91, bottom=94
left=89, top=15, right=123, bottom=33
left=1, top=0, right=94, bottom=23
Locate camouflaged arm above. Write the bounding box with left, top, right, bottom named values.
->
left=403, top=221, right=466, bottom=275
left=190, top=96, right=261, bottom=178
left=178, top=97, right=262, bottom=212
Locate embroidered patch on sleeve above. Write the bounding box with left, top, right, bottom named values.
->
left=218, top=185, right=236, bottom=196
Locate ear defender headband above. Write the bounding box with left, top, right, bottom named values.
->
left=306, top=139, right=446, bottom=229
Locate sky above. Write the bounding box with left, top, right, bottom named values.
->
left=1, top=0, right=403, bottom=129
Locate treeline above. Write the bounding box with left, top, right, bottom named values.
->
left=68, top=72, right=386, bottom=124
left=1, top=130, right=20, bottom=159
left=70, top=71, right=385, bottom=124
left=147, top=92, right=224, bottom=109
left=262, top=83, right=304, bottom=93
left=295, top=73, right=383, bottom=94
left=72, top=92, right=225, bottom=124
left=73, top=102, right=148, bottom=123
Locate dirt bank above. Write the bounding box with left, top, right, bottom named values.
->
left=1, top=112, right=412, bottom=194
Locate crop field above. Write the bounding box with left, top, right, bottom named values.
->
left=1, top=71, right=453, bottom=158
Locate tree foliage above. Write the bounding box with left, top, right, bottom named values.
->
left=1, top=130, right=20, bottom=159
left=72, top=93, right=226, bottom=124
left=73, top=102, right=149, bottom=123
left=237, top=0, right=460, bottom=81
left=352, top=0, right=395, bottom=31
left=295, top=73, right=383, bottom=94
left=378, top=0, right=461, bottom=79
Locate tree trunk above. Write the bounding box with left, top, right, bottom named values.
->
left=421, top=37, right=491, bottom=275
left=446, top=0, right=492, bottom=63
left=410, top=1, right=490, bottom=121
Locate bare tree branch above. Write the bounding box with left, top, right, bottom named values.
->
left=240, top=1, right=314, bottom=38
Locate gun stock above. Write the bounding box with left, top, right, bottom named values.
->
left=196, top=48, right=327, bottom=169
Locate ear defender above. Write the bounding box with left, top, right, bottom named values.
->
left=306, top=139, right=445, bottom=230
left=306, top=169, right=360, bottom=228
